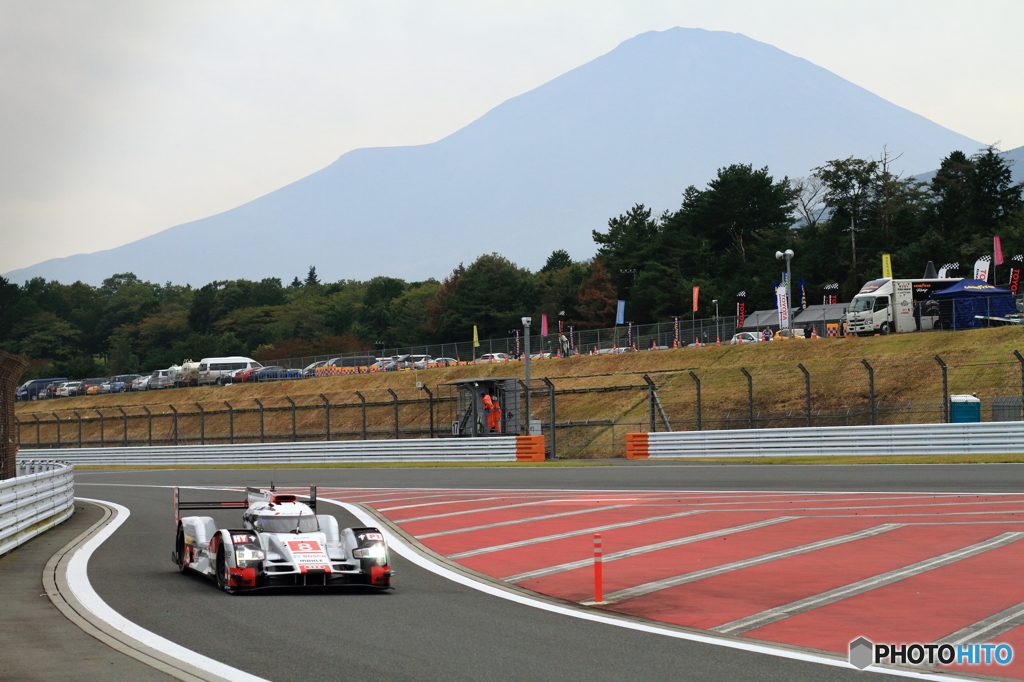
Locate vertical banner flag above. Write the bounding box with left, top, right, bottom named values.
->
left=541, top=314, right=548, bottom=337
left=735, top=291, right=746, bottom=328
left=799, top=277, right=807, bottom=310
left=995, top=237, right=1004, bottom=265
left=692, top=286, right=700, bottom=312
left=772, top=282, right=779, bottom=308
left=627, top=321, right=634, bottom=348
left=775, top=284, right=790, bottom=329
left=568, top=325, right=575, bottom=350
left=473, top=325, right=480, bottom=348
left=672, top=316, right=681, bottom=347
left=558, top=311, right=565, bottom=334
left=1010, top=255, right=1023, bottom=295
left=514, top=329, right=520, bottom=356
left=974, top=256, right=992, bottom=282
left=881, top=254, right=893, bottom=278
left=938, top=262, right=959, bottom=279
left=615, top=300, right=625, bottom=325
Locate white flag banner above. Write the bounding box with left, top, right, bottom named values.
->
left=974, top=256, right=992, bottom=282
left=775, top=284, right=790, bottom=329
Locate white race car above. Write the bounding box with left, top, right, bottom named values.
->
left=172, top=485, right=393, bottom=592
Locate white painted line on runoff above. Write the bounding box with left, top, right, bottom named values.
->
left=324, top=499, right=956, bottom=682
left=70, top=498, right=270, bottom=682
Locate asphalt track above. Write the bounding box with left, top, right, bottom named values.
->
left=67, top=463, right=1024, bottom=681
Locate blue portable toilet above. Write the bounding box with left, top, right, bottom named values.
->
left=950, top=394, right=981, bottom=422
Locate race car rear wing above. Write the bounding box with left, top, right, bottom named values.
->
left=174, top=485, right=318, bottom=526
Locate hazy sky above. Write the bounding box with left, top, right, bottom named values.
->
left=2, top=1, right=1022, bottom=277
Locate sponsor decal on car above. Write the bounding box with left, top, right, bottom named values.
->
left=288, top=540, right=332, bottom=573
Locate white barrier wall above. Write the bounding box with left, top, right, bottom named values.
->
left=17, top=435, right=547, bottom=466
left=0, top=460, right=75, bottom=557
left=626, top=421, right=1024, bottom=459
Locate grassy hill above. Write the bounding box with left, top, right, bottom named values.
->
left=16, top=328, right=1024, bottom=459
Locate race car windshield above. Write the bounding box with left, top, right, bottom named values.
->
left=255, top=515, right=319, bottom=533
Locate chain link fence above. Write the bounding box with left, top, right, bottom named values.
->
left=1, top=351, right=29, bottom=479
left=16, top=351, right=1024, bottom=458
left=654, top=352, right=1024, bottom=431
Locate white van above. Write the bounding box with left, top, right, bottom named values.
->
left=197, top=356, right=263, bottom=385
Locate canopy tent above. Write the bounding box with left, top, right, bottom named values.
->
left=930, top=279, right=1015, bottom=329
left=930, top=279, right=1012, bottom=298
left=793, top=303, right=850, bottom=324
left=739, top=304, right=848, bottom=331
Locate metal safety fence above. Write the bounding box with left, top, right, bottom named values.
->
left=627, top=421, right=1024, bottom=459
left=0, top=460, right=74, bottom=557
left=16, top=436, right=544, bottom=466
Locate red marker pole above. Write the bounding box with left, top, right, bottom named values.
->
left=593, top=533, right=603, bottom=603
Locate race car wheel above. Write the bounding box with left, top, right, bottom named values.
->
left=175, top=527, right=187, bottom=573
left=215, top=547, right=233, bottom=594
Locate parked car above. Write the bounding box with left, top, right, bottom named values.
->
left=477, top=353, right=509, bottom=363
left=109, top=374, right=142, bottom=392
left=411, top=355, right=433, bottom=369
left=370, top=359, right=396, bottom=371
left=232, top=365, right=264, bottom=383
left=197, top=357, right=263, bottom=386
left=251, top=366, right=302, bottom=382
left=15, top=377, right=67, bottom=401
left=303, top=360, right=327, bottom=378
left=773, top=328, right=805, bottom=341
left=57, top=381, right=83, bottom=398
left=730, top=332, right=762, bottom=345
left=148, top=368, right=174, bottom=390
left=94, top=382, right=114, bottom=394
left=81, top=378, right=108, bottom=395
left=432, top=357, right=459, bottom=366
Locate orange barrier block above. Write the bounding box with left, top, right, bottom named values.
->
left=625, top=432, right=649, bottom=459
left=515, top=435, right=546, bottom=462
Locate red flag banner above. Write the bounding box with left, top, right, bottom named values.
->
left=541, top=314, right=548, bottom=337
left=692, top=286, right=699, bottom=312
left=995, top=236, right=1004, bottom=265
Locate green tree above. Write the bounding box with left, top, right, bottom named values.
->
left=540, top=249, right=573, bottom=273
left=432, top=254, right=537, bottom=340
left=304, top=266, right=320, bottom=287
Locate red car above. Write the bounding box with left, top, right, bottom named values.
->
left=232, top=366, right=263, bottom=383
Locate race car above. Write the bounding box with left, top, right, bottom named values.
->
left=172, top=485, right=393, bottom=592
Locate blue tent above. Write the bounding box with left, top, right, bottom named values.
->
left=931, top=279, right=1015, bottom=329
left=930, top=279, right=1012, bottom=298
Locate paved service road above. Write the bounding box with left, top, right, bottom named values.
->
left=66, top=463, right=1024, bottom=681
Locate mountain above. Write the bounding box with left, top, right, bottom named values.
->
left=6, top=27, right=985, bottom=287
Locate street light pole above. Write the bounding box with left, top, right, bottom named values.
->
left=522, top=317, right=532, bottom=435
left=775, top=249, right=795, bottom=308
left=712, top=299, right=720, bottom=341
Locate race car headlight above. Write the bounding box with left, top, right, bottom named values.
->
left=235, top=547, right=266, bottom=563
left=352, top=543, right=386, bottom=559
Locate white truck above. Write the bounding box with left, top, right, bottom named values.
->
left=846, top=278, right=961, bottom=335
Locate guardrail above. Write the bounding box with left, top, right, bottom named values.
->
left=625, top=421, right=1024, bottom=459
left=17, top=436, right=547, bottom=466
left=0, top=460, right=75, bottom=557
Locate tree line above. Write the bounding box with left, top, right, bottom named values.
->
left=2, top=146, right=1021, bottom=380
